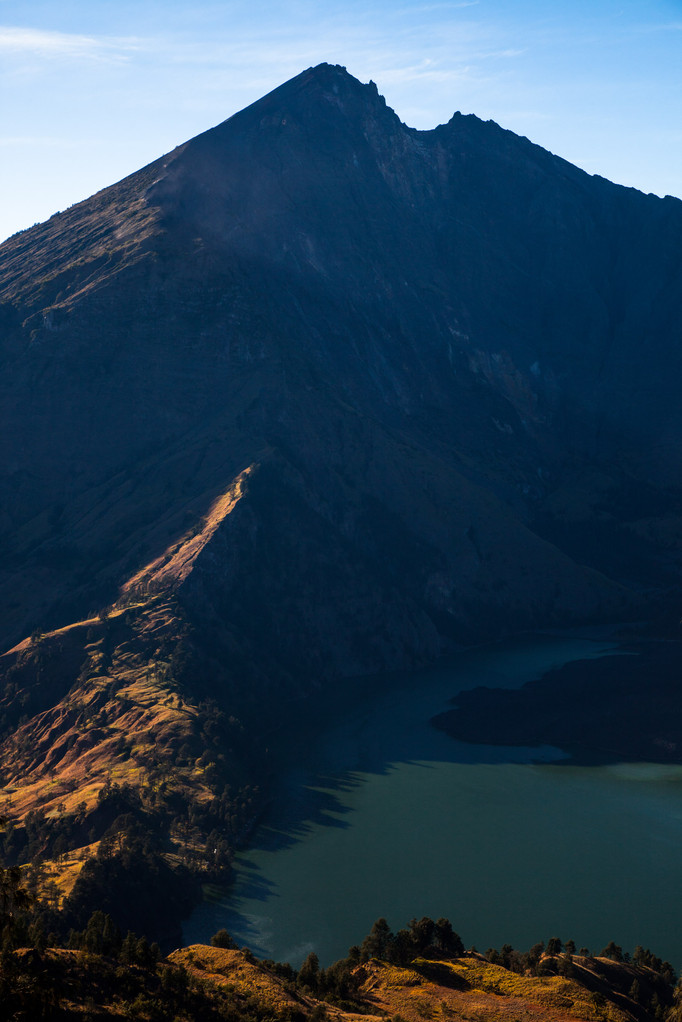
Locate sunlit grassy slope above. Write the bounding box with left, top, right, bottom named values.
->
left=5, top=942, right=668, bottom=1021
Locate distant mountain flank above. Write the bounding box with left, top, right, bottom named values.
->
left=1, top=63, right=682, bottom=937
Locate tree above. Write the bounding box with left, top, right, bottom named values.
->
left=526, top=942, right=545, bottom=972
left=361, top=918, right=392, bottom=961
left=661, top=961, right=676, bottom=985
left=668, top=978, right=682, bottom=1022
left=119, top=930, right=138, bottom=966
left=323, top=958, right=359, bottom=1000
left=0, top=865, right=32, bottom=945
left=633, top=945, right=649, bottom=966
left=135, top=935, right=158, bottom=970
left=546, top=937, right=562, bottom=956
left=83, top=910, right=121, bottom=955
left=211, top=928, right=237, bottom=949
left=499, top=944, right=515, bottom=970
left=435, top=918, right=464, bottom=957
left=559, top=955, right=574, bottom=978
left=388, top=929, right=414, bottom=966
left=600, top=941, right=624, bottom=962
left=299, top=952, right=320, bottom=991
left=409, top=917, right=435, bottom=953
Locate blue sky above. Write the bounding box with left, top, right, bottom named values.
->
left=1, top=0, right=681, bottom=241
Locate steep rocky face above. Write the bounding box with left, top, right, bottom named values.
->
left=1, top=61, right=682, bottom=719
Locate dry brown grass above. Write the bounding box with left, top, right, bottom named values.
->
left=172, top=946, right=304, bottom=1011
left=0, top=587, right=219, bottom=894
left=31, top=841, right=101, bottom=904
left=358, top=956, right=634, bottom=1022
left=0, top=465, right=265, bottom=885
left=121, top=465, right=256, bottom=597
left=170, top=946, right=383, bottom=1022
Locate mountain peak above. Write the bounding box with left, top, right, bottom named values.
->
left=213, top=62, right=394, bottom=136
left=255, top=62, right=379, bottom=100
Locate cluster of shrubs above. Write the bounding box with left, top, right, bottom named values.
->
left=355, top=916, right=464, bottom=965
left=484, top=936, right=678, bottom=1021
left=288, top=916, right=465, bottom=1005
left=213, top=916, right=467, bottom=1012
left=485, top=936, right=675, bottom=978
left=66, top=909, right=161, bottom=969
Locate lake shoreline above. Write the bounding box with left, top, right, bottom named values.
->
left=183, top=634, right=682, bottom=967
left=432, top=638, right=682, bottom=766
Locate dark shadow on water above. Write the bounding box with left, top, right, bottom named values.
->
left=187, top=634, right=632, bottom=949
left=242, top=641, right=581, bottom=858
left=247, top=770, right=361, bottom=853
left=234, top=858, right=280, bottom=902
left=215, top=906, right=278, bottom=959
left=184, top=869, right=282, bottom=955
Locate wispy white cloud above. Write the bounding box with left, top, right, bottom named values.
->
left=0, top=135, right=65, bottom=145
left=0, top=135, right=101, bottom=147
left=0, top=25, right=142, bottom=62
left=372, top=60, right=475, bottom=86
left=102, top=9, right=523, bottom=130
left=129, top=11, right=517, bottom=79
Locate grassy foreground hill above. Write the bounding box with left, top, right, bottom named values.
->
left=0, top=584, right=263, bottom=944
left=1, top=932, right=679, bottom=1022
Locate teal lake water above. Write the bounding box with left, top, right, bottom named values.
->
left=183, top=637, right=682, bottom=968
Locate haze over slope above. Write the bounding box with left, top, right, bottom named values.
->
left=1, top=63, right=682, bottom=934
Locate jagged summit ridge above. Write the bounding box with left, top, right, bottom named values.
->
left=219, top=62, right=392, bottom=128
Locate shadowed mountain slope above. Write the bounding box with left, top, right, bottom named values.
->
left=1, top=63, right=682, bottom=934
left=3, top=64, right=682, bottom=658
